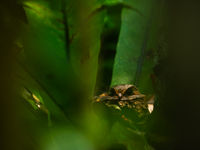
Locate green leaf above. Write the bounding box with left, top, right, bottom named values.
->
left=16, top=63, right=69, bottom=124
left=111, top=0, right=159, bottom=94
left=66, top=0, right=106, bottom=97
left=21, top=0, right=70, bottom=108
left=18, top=0, right=106, bottom=123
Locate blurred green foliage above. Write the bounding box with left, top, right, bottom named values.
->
left=14, top=0, right=162, bottom=149
left=3, top=0, right=200, bottom=150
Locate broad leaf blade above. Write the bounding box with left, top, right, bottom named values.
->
left=111, top=0, right=158, bottom=95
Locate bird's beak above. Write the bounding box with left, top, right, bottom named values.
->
left=147, top=95, right=155, bottom=113
left=118, top=93, right=122, bottom=98
left=148, top=104, right=154, bottom=114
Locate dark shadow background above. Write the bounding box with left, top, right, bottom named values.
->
left=147, top=0, right=200, bottom=149
left=0, top=0, right=26, bottom=150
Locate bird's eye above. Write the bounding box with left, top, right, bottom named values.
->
left=124, top=88, right=133, bottom=96
left=109, top=88, right=116, bottom=96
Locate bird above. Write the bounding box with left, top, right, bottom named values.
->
left=93, top=84, right=153, bottom=131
